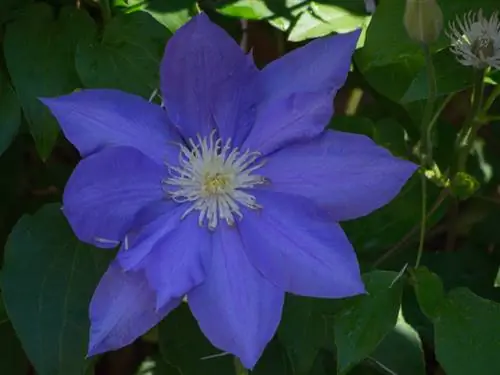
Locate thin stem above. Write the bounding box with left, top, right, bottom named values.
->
left=415, top=173, right=427, bottom=268
left=429, top=93, right=454, bottom=130
left=420, top=45, right=437, bottom=167
left=99, top=0, right=112, bottom=23
left=447, top=69, right=486, bottom=251
left=415, top=45, right=437, bottom=268
left=456, top=69, right=486, bottom=172
left=483, top=83, right=500, bottom=113
left=240, top=19, right=249, bottom=52
left=372, top=189, right=448, bottom=268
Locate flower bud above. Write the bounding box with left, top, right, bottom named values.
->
left=404, top=0, right=443, bottom=44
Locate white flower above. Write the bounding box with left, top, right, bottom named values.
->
left=447, top=10, right=500, bottom=69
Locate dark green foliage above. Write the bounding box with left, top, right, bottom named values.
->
left=1, top=0, right=500, bottom=374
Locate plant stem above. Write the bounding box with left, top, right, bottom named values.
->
left=415, top=174, right=427, bottom=268
left=372, top=189, right=448, bottom=268
left=415, top=45, right=437, bottom=269
left=428, top=93, right=454, bottom=131
left=420, top=45, right=437, bottom=168
left=483, top=82, right=500, bottom=113
left=455, top=69, right=486, bottom=173
left=446, top=69, right=485, bottom=251
left=99, top=0, right=112, bottom=23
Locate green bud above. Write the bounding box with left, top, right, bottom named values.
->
left=450, top=172, right=480, bottom=200
left=404, top=0, right=443, bottom=44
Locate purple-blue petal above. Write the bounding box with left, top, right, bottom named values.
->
left=88, top=261, right=179, bottom=356
left=118, top=208, right=212, bottom=310
left=63, top=146, right=165, bottom=248
left=117, top=201, right=184, bottom=270
left=41, top=89, right=180, bottom=165
left=259, top=130, right=418, bottom=221
left=239, top=190, right=365, bottom=298
left=160, top=13, right=257, bottom=141
left=188, top=224, right=284, bottom=369
left=144, top=214, right=212, bottom=309
left=258, top=30, right=360, bottom=102
left=242, top=90, right=334, bottom=155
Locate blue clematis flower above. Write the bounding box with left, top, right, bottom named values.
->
left=42, top=13, right=417, bottom=368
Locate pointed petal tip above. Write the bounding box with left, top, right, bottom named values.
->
left=400, top=158, right=420, bottom=180
left=38, top=96, right=60, bottom=109
left=87, top=338, right=120, bottom=358
left=334, top=27, right=362, bottom=52
left=176, top=11, right=212, bottom=35
left=86, top=342, right=104, bottom=358
left=239, top=355, right=259, bottom=371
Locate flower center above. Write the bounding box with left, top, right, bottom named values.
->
left=204, top=172, right=230, bottom=195
left=164, top=131, right=267, bottom=230
left=472, top=35, right=495, bottom=60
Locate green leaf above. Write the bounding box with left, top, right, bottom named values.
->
left=278, top=295, right=336, bottom=373
left=0, top=68, right=22, bottom=156
left=1, top=204, right=114, bottom=375
left=401, top=50, right=474, bottom=103
left=420, top=245, right=500, bottom=302
left=357, top=0, right=499, bottom=69
left=411, top=267, right=445, bottom=319
left=126, top=0, right=196, bottom=32
left=355, top=0, right=419, bottom=69
left=356, top=53, right=424, bottom=103
left=434, top=288, right=500, bottom=375
left=334, top=270, right=404, bottom=374
left=215, top=0, right=367, bottom=41
left=158, top=302, right=235, bottom=375
left=215, top=0, right=276, bottom=19
left=3, top=3, right=94, bottom=159
left=0, top=297, right=29, bottom=375
left=371, top=310, right=426, bottom=375
left=286, top=3, right=368, bottom=42
left=356, top=0, right=499, bottom=103
left=76, top=12, right=169, bottom=98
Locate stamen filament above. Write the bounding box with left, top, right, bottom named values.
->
left=164, top=131, right=266, bottom=229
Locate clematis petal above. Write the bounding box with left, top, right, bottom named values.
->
left=88, top=261, right=179, bottom=356
left=63, top=146, right=165, bottom=248
left=242, top=90, right=334, bottom=155
left=117, top=201, right=183, bottom=271
left=259, top=130, right=418, bottom=221
left=118, top=209, right=212, bottom=310
left=259, top=30, right=360, bottom=101
left=160, top=13, right=257, bottom=141
left=239, top=190, right=365, bottom=298
left=41, top=89, right=180, bottom=165
left=146, top=214, right=212, bottom=309
left=188, top=224, right=284, bottom=369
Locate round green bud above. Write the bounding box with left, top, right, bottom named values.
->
left=404, top=0, right=443, bottom=44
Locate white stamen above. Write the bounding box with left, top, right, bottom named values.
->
left=200, top=352, right=231, bottom=360
left=164, top=130, right=266, bottom=230
left=446, top=10, right=500, bottom=69
left=94, top=237, right=120, bottom=246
